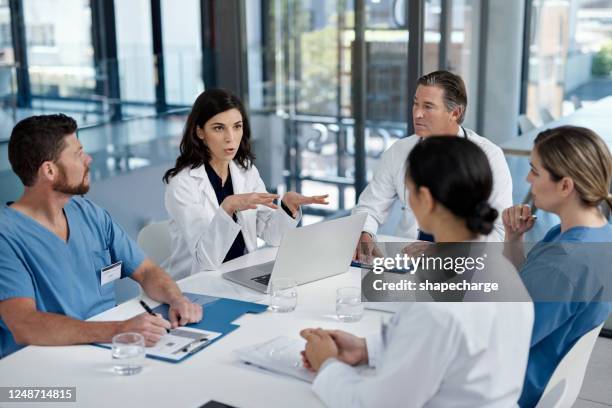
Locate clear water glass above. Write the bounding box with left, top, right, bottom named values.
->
left=336, top=287, right=364, bottom=322
left=269, top=277, right=298, bottom=313
left=112, top=332, right=145, bottom=375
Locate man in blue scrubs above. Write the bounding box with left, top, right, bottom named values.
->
left=0, top=114, right=203, bottom=358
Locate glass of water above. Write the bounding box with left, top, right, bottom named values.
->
left=336, top=287, right=364, bottom=322
left=269, top=277, right=297, bottom=313
left=112, top=332, right=145, bottom=375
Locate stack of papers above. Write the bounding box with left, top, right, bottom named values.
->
left=235, top=336, right=315, bottom=383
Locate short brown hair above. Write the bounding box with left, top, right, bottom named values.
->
left=8, top=114, right=77, bottom=186
left=534, top=126, right=612, bottom=210
left=417, top=70, right=468, bottom=124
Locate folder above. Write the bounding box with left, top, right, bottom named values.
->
left=94, top=293, right=268, bottom=363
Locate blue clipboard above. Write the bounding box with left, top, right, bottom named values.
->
left=93, top=293, right=268, bottom=363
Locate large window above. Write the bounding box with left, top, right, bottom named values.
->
left=525, top=0, right=612, bottom=125
left=115, top=0, right=155, bottom=104
left=161, top=0, right=203, bottom=106
left=0, top=0, right=14, bottom=111
left=23, top=0, right=95, bottom=99
left=258, top=0, right=418, bottom=217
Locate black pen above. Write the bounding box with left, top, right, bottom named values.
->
left=139, top=300, right=170, bottom=333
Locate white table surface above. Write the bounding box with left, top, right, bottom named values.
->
left=0, top=247, right=392, bottom=408
left=499, top=96, right=612, bottom=156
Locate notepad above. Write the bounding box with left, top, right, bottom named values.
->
left=234, top=336, right=315, bottom=383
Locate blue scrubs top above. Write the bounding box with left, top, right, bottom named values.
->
left=0, top=197, right=145, bottom=358
left=519, top=223, right=612, bottom=407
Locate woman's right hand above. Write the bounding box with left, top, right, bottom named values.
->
left=502, top=204, right=536, bottom=241
left=221, top=192, right=280, bottom=216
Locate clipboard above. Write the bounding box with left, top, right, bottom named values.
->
left=93, top=293, right=268, bottom=363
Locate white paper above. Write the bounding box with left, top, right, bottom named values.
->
left=148, top=327, right=222, bottom=361
left=234, top=336, right=315, bottom=382
left=102, top=327, right=222, bottom=362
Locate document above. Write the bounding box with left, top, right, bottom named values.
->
left=148, top=327, right=222, bottom=362
left=234, top=336, right=315, bottom=383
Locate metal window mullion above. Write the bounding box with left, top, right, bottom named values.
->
left=406, top=0, right=424, bottom=136
left=353, top=0, right=367, bottom=198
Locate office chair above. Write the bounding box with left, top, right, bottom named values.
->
left=137, top=220, right=173, bottom=274
left=535, top=323, right=604, bottom=408
left=518, top=115, right=537, bottom=135
left=539, top=108, right=555, bottom=124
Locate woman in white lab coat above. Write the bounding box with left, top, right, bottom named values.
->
left=300, top=136, right=534, bottom=408
left=163, top=89, right=327, bottom=277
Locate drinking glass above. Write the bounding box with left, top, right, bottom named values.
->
left=112, top=332, right=145, bottom=375
left=269, top=277, right=298, bottom=312
left=336, top=287, right=364, bottom=322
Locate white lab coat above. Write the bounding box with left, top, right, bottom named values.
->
left=352, top=128, right=512, bottom=241
left=312, top=300, right=534, bottom=408
left=164, top=161, right=299, bottom=277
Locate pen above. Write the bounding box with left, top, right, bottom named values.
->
left=139, top=299, right=170, bottom=333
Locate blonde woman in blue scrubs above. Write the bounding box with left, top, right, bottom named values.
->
left=502, top=126, right=612, bottom=407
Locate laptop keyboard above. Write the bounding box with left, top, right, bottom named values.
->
left=251, top=273, right=271, bottom=286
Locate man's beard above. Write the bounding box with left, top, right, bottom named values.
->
left=53, top=164, right=90, bottom=195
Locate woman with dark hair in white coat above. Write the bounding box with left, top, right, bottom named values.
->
left=301, top=136, right=533, bottom=408
left=163, top=89, right=328, bottom=277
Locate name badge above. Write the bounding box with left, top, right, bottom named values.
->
left=101, top=261, right=122, bottom=286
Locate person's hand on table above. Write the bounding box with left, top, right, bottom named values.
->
left=401, top=240, right=434, bottom=257
left=300, top=329, right=367, bottom=370
left=353, top=231, right=383, bottom=264
left=300, top=328, right=339, bottom=372
left=168, top=296, right=203, bottom=328
left=281, top=192, right=329, bottom=218
left=118, top=313, right=171, bottom=346
left=327, top=329, right=368, bottom=365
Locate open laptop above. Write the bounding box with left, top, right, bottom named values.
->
left=222, top=213, right=367, bottom=293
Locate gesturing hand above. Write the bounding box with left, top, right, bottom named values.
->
left=281, top=192, right=329, bottom=217
left=221, top=192, right=280, bottom=216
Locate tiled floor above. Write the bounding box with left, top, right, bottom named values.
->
left=576, top=336, right=612, bottom=406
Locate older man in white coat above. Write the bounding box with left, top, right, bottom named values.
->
left=352, top=70, right=512, bottom=252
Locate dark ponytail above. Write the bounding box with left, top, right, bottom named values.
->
left=406, top=136, right=498, bottom=235
left=466, top=202, right=498, bottom=235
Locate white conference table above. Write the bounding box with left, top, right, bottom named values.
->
left=0, top=243, right=404, bottom=408
left=499, top=95, right=612, bottom=156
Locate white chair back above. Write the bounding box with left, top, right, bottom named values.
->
left=535, top=323, right=604, bottom=408
left=539, top=108, right=555, bottom=124
left=518, top=114, right=537, bottom=134
left=137, top=220, right=172, bottom=268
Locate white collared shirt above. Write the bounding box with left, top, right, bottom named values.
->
left=352, top=128, right=513, bottom=241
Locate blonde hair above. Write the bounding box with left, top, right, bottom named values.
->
left=534, top=126, right=612, bottom=211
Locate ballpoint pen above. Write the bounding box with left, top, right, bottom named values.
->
left=139, top=299, right=170, bottom=333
